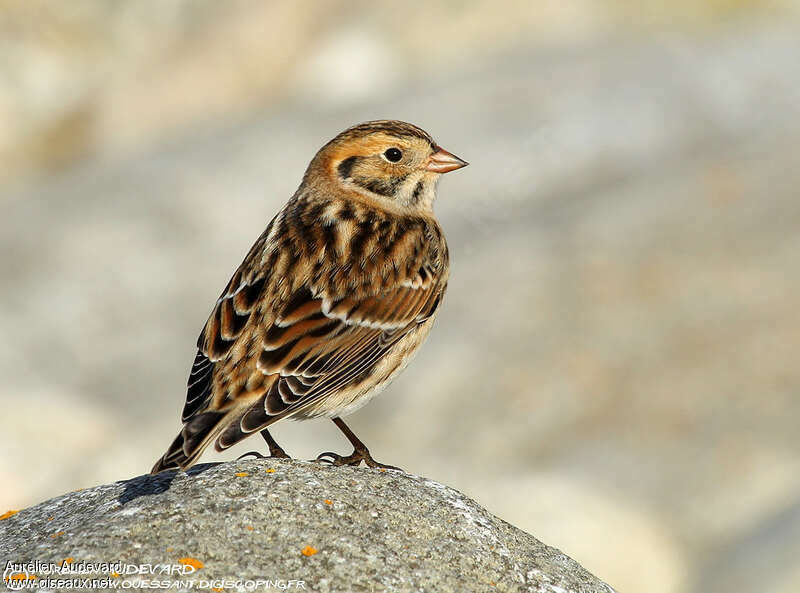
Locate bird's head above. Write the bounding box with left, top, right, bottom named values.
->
left=307, top=120, right=468, bottom=212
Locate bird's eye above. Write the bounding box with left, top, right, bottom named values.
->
left=383, top=147, right=403, bottom=163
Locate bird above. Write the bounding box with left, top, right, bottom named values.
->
left=151, top=120, right=467, bottom=474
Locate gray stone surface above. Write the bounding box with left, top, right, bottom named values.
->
left=0, top=459, right=614, bottom=593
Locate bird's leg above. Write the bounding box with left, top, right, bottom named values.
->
left=315, top=417, right=402, bottom=471
left=237, top=428, right=290, bottom=460
left=261, top=428, right=290, bottom=458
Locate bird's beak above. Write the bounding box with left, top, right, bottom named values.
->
left=426, top=146, right=469, bottom=173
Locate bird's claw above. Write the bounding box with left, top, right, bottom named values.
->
left=313, top=450, right=402, bottom=471
left=365, top=459, right=403, bottom=471
left=237, top=450, right=268, bottom=461
left=314, top=451, right=357, bottom=466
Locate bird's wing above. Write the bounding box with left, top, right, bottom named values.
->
left=221, top=266, right=444, bottom=445
left=152, top=211, right=447, bottom=471
left=180, top=266, right=267, bottom=422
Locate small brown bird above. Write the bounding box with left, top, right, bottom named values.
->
left=151, top=120, right=467, bottom=473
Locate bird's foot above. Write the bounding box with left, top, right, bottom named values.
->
left=237, top=450, right=267, bottom=461
left=314, top=449, right=402, bottom=471
left=265, top=447, right=290, bottom=459
left=260, top=429, right=291, bottom=458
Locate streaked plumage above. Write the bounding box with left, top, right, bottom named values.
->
left=152, top=120, right=467, bottom=473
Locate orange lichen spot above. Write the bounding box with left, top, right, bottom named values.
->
left=235, top=471, right=249, bottom=477
left=50, top=531, right=65, bottom=538
left=265, top=468, right=276, bottom=474
left=6, top=572, right=35, bottom=582
left=301, top=545, right=318, bottom=557
left=245, top=525, right=254, bottom=531
left=323, top=499, right=333, bottom=505
left=178, top=557, right=204, bottom=570
left=490, top=582, right=497, bottom=587
left=379, top=468, right=387, bottom=473
left=110, top=571, right=120, bottom=578
left=211, top=588, right=224, bottom=592
left=47, top=516, right=54, bottom=521
left=0, top=510, right=19, bottom=520
left=61, top=558, right=74, bottom=565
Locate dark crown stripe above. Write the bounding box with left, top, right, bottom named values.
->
left=339, top=120, right=434, bottom=145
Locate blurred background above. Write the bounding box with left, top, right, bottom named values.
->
left=1, top=1, right=799, bottom=591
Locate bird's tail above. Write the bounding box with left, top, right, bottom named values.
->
left=151, top=385, right=294, bottom=474
left=151, top=410, right=231, bottom=474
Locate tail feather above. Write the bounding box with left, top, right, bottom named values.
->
left=150, top=432, right=187, bottom=473
left=216, top=394, right=272, bottom=450
left=151, top=410, right=229, bottom=474
left=151, top=391, right=295, bottom=474
left=215, top=390, right=307, bottom=451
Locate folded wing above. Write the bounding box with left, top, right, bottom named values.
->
left=151, top=211, right=446, bottom=473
